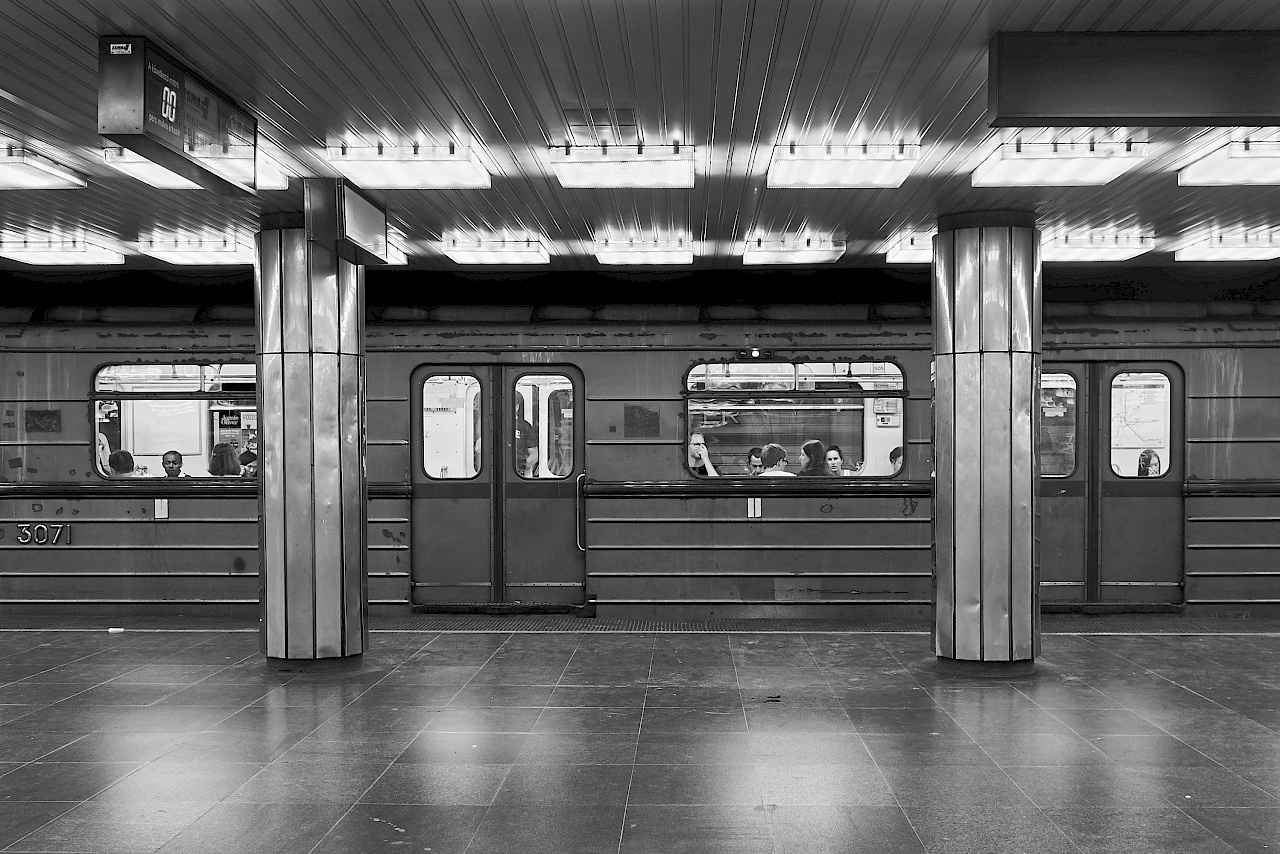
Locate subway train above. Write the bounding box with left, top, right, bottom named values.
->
left=0, top=300, right=1277, bottom=618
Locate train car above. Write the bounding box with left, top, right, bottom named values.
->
left=0, top=300, right=1277, bottom=618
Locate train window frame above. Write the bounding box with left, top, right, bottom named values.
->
left=511, top=371, right=575, bottom=481
left=683, top=359, right=907, bottom=479
left=1110, top=370, right=1172, bottom=480
left=91, top=361, right=257, bottom=481
left=421, top=372, right=483, bottom=481
left=1039, top=369, right=1079, bottom=478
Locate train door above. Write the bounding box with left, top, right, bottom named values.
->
left=1040, top=362, right=1184, bottom=605
left=410, top=365, right=585, bottom=605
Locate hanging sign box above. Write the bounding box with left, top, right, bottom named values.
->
left=98, top=36, right=257, bottom=195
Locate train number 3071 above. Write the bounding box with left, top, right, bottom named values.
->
left=15, top=523, right=71, bottom=545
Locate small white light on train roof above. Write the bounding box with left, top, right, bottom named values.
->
left=324, top=143, right=491, bottom=189
left=594, top=236, right=694, bottom=265
left=101, top=147, right=201, bottom=189
left=883, top=232, right=934, bottom=264
left=1041, top=234, right=1154, bottom=262
left=1175, top=233, right=1280, bottom=261
left=1179, top=140, right=1280, bottom=185
left=549, top=143, right=696, bottom=188
left=741, top=235, right=845, bottom=265
left=441, top=232, right=550, bottom=265
left=0, top=236, right=123, bottom=265
left=0, top=146, right=87, bottom=189
left=971, top=139, right=1147, bottom=186
left=137, top=235, right=254, bottom=265
left=766, top=143, right=920, bottom=188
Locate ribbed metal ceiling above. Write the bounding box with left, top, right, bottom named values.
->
left=2, top=0, right=1280, bottom=271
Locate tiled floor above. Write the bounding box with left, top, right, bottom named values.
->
left=1, top=625, right=1279, bottom=853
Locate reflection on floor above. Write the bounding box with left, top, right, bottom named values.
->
left=1, top=623, right=1279, bottom=853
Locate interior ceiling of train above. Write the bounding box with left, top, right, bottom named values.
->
left=3, top=0, right=1280, bottom=290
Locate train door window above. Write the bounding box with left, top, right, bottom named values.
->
left=1110, top=371, right=1170, bottom=478
left=685, top=361, right=904, bottom=477
left=93, top=363, right=256, bottom=478
left=1040, top=372, right=1078, bottom=476
left=514, top=374, right=574, bottom=479
left=422, top=374, right=481, bottom=479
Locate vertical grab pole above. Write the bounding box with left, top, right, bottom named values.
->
left=575, top=472, right=587, bottom=552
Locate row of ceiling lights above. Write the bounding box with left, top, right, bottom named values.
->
left=3, top=130, right=1280, bottom=265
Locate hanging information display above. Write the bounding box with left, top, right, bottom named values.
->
left=98, top=36, right=257, bottom=194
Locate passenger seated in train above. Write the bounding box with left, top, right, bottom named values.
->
left=514, top=397, right=539, bottom=477
left=826, top=445, right=848, bottom=476
left=208, top=443, right=241, bottom=477
left=1137, top=448, right=1162, bottom=477
left=758, top=443, right=795, bottom=476
left=107, top=450, right=135, bottom=477
left=687, top=431, right=719, bottom=476
left=890, top=446, right=903, bottom=473
left=745, top=447, right=764, bottom=476
left=796, top=439, right=832, bottom=476
left=160, top=450, right=188, bottom=477
left=239, top=450, right=258, bottom=477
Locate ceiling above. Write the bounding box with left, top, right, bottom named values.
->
left=3, top=0, right=1280, bottom=275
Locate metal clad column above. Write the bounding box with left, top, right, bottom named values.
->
left=256, top=208, right=368, bottom=669
left=933, top=210, right=1040, bottom=674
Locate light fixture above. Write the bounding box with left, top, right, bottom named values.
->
left=766, top=143, right=920, bottom=188
left=1041, top=234, right=1154, bottom=262
left=324, top=143, right=491, bottom=189
left=102, top=147, right=201, bottom=189
left=137, top=235, right=255, bottom=265
left=1174, top=234, right=1280, bottom=261
left=1179, top=140, right=1280, bottom=185
left=741, top=235, right=845, bottom=265
left=0, top=236, right=123, bottom=265
left=594, top=236, right=694, bottom=265
left=549, top=143, right=695, bottom=188
left=883, top=232, right=934, bottom=263
left=185, top=143, right=291, bottom=191
left=971, top=139, right=1147, bottom=186
left=0, top=146, right=87, bottom=189
left=385, top=227, right=409, bottom=266
left=440, top=232, right=550, bottom=264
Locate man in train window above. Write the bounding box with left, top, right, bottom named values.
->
left=161, top=450, right=188, bottom=477
left=514, top=396, right=539, bottom=477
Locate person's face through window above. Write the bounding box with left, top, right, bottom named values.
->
left=748, top=455, right=763, bottom=475
left=162, top=454, right=182, bottom=477
left=825, top=450, right=842, bottom=474
left=688, top=434, right=707, bottom=463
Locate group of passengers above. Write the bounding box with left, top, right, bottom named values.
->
left=106, top=445, right=257, bottom=478
left=689, top=433, right=901, bottom=477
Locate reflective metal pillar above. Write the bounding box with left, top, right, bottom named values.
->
left=256, top=212, right=367, bottom=669
left=932, top=210, right=1040, bottom=673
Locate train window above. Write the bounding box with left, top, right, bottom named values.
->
left=685, top=361, right=904, bottom=477
left=422, top=375, right=482, bottom=479
left=514, top=374, right=574, bottom=479
left=1040, top=372, right=1077, bottom=476
left=1110, top=372, right=1170, bottom=478
left=93, top=362, right=256, bottom=478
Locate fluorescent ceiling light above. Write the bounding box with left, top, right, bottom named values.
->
left=883, top=232, right=934, bottom=264
left=550, top=144, right=695, bottom=188
left=185, top=143, right=290, bottom=191
left=385, top=228, right=409, bottom=266
left=325, top=144, right=490, bottom=189
left=102, top=147, right=201, bottom=189
left=1175, top=234, right=1280, bottom=261
left=137, top=235, right=254, bottom=265
left=971, top=140, right=1147, bottom=186
left=1179, top=140, right=1280, bottom=186
left=767, top=143, right=920, bottom=188
left=742, top=235, right=845, bottom=265
left=594, top=236, right=694, bottom=265
left=0, top=146, right=87, bottom=189
left=1042, top=234, right=1154, bottom=262
left=441, top=232, right=550, bottom=264
left=0, top=236, right=123, bottom=265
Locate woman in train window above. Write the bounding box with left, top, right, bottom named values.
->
left=796, top=439, right=832, bottom=476
left=826, top=445, right=848, bottom=476
left=208, top=443, right=241, bottom=477
left=687, top=432, right=718, bottom=476
left=1137, top=448, right=1162, bottom=477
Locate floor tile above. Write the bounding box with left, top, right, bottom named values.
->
left=12, top=801, right=214, bottom=853
left=493, top=763, right=633, bottom=804
left=628, top=764, right=762, bottom=804
left=468, top=805, right=627, bottom=854
left=396, top=731, right=529, bottom=764
left=767, top=804, right=927, bottom=854
left=756, top=763, right=896, bottom=805
left=359, top=762, right=508, bottom=805
left=640, top=707, right=747, bottom=733
left=0, top=802, right=77, bottom=850
left=310, top=804, right=485, bottom=854
left=620, top=804, right=773, bottom=854
left=1178, top=806, right=1280, bottom=854
left=1043, top=804, right=1240, bottom=854
left=154, top=802, right=348, bottom=854
left=0, top=762, right=141, bottom=802
left=902, top=803, right=1080, bottom=854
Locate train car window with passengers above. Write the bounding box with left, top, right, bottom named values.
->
left=93, top=363, right=257, bottom=479
left=685, top=360, right=904, bottom=478
left=1110, top=372, right=1171, bottom=478
left=514, top=374, right=574, bottom=480
left=1040, top=372, right=1078, bottom=476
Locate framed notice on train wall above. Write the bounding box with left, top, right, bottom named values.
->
left=98, top=36, right=257, bottom=195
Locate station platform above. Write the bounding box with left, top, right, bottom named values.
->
left=1, top=614, right=1277, bottom=853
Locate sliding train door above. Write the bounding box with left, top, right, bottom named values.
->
left=1040, top=362, right=1184, bottom=605
left=410, top=364, right=585, bottom=605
